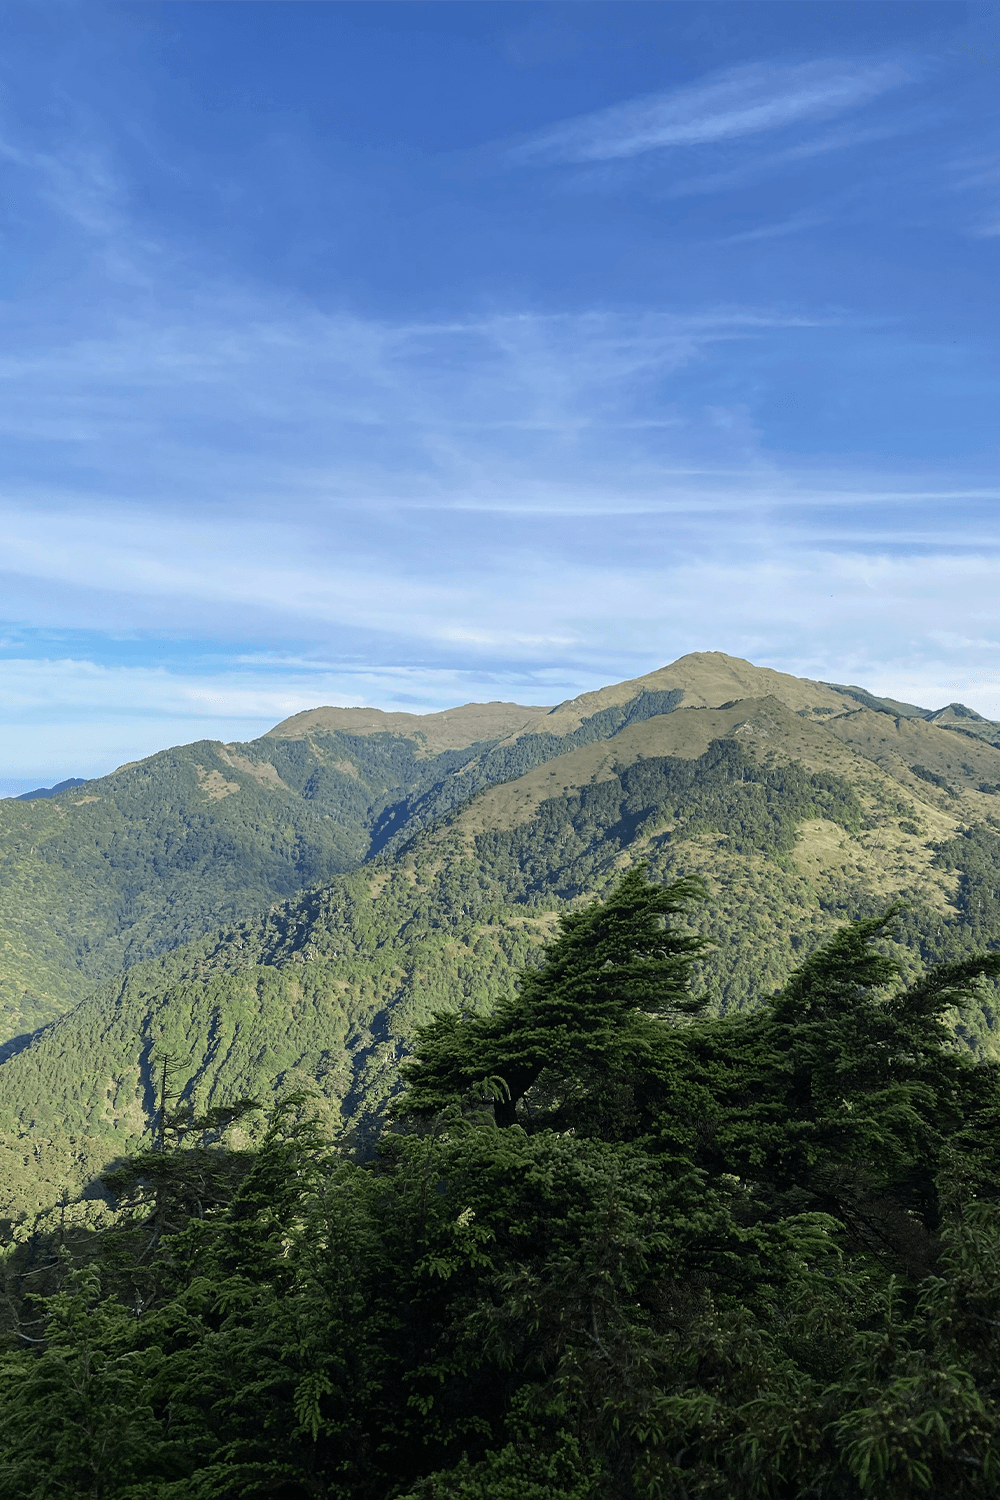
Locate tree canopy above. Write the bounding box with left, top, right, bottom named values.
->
left=396, top=865, right=710, bottom=1126
left=3, top=867, right=1000, bottom=1498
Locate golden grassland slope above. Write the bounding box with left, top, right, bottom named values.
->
left=503, top=651, right=852, bottom=741
left=457, top=696, right=946, bottom=829
left=825, top=707, right=1000, bottom=790
left=2, top=653, right=997, bottom=1052
left=265, top=700, right=548, bottom=754
left=429, top=695, right=979, bottom=921
left=264, top=649, right=885, bottom=758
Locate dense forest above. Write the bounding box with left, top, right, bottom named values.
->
left=5, top=656, right=1000, bottom=1495
left=5, top=710, right=1000, bottom=1231
left=0, top=681, right=720, bottom=1047
left=0, top=724, right=512, bottom=1043
left=2, top=867, right=1000, bottom=1497
left=0, top=737, right=986, bottom=1194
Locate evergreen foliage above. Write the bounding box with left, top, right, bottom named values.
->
left=371, top=689, right=686, bottom=857
left=397, top=866, right=710, bottom=1125
left=0, top=692, right=694, bottom=1044
left=471, top=739, right=864, bottom=900
left=3, top=871, right=1000, bottom=1496
left=4, top=732, right=1000, bottom=1232
left=7, top=666, right=1000, bottom=1493
left=0, top=727, right=506, bottom=1042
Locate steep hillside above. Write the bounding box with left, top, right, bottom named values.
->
left=5, top=673, right=1000, bottom=1230
left=0, top=714, right=541, bottom=1044
left=516, top=651, right=851, bottom=732
left=8, top=649, right=998, bottom=1054
left=3, top=653, right=892, bottom=1048
left=1, top=664, right=833, bottom=1044
left=0, top=686, right=704, bottom=1043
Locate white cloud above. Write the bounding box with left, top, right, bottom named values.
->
left=508, top=57, right=917, bottom=167
left=0, top=655, right=336, bottom=720
left=0, top=654, right=566, bottom=779
left=945, top=147, right=1000, bottom=238
left=0, top=135, right=120, bottom=236
left=0, top=281, right=996, bottom=760
left=0, top=28, right=993, bottom=786
left=0, top=302, right=804, bottom=453
left=0, top=300, right=832, bottom=598
left=5, top=540, right=1000, bottom=781
left=4, top=478, right=997, bottom=658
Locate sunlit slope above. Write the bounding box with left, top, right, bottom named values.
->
left=506, top=650, right=851, bottom=738
left=5, top=687, right=1000, bottom=1226
left=0, top=675, right=704, bottom=1043
left=7, top=651, right=999, bottom=1050
left=0, top=662, right=811, bottom=1044
left=0, top=723, right=515, bottom=1042
left=266, top=699, right=547, bottom=752
left=824, top=705, right=1000, bottom=789
left=0, top=680, right=692, bottom=1042
left=442, top=696, right=989, bottom=970
left=266, top=651, right=852, bottom=747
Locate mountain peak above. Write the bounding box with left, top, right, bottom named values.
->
left=928, top=702, right=988, bottom=723
left=14, top=777, right=88, bottom=802
left=517, top=652, right=849, bottom=741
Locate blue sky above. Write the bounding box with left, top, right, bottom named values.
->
left=2, top=0, right=1000, bottom=787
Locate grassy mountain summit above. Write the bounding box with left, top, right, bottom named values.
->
left=4, top=655, right=1000, bottom=1231
left=265, top=699, right=548, bottom=752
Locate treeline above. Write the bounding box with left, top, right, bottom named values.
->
left=3, top=868, right=1000, bottom=1497
left=369, top=689, right=687, bottom=858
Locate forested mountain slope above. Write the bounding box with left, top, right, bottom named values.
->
left=1, top=656, right=843, bottom=1045
left=5, top=669, right=1000, bottom=1231
left=0, top=650, right=885, bottom=1047
left=6, top=876, right=1000, bottom=1499
left=0, top=703, right=548, bottom=1043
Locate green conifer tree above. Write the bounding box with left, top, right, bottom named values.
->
left=397, top=866, right=708, bottom=1126
left=684, top=908, right=1000, bottom=1263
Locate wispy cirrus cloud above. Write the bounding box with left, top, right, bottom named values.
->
left=0, top=647, right=566, bottom=782
left=6, top=537, right=1000, bottom=783
left=0, top=6, right=994, bottom=785
left=0, top=299, right=817, bottom=514
left=507, top=57, right=919, bottom=168
left=1, top=292, right=996, bottom=684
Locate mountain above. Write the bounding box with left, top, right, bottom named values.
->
left=823, top=682, right=1000, bottom=747
left=0, top=701, right=548, bottom=1043
left=923, top=702, right=1000, bottom=748
left=266, top=700, right=544, bottom=749
left=4, top=652, right=1000, bottom=1230
left=0, top=653, right=871, bottom=1046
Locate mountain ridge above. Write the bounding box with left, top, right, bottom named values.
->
left=4, top=655, right=1000, bottom=1230
left=265, top=699, right=548, bottom=754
